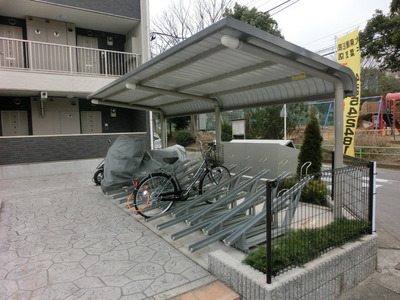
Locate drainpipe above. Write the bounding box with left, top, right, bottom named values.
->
left=40, top=99, right=45, bottom=118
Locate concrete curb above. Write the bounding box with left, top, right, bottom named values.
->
left=209, top=234, right=378, bottom=300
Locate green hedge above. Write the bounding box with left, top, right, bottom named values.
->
left=277, top=178, right=328, bottom=206
left=175, top=130, right=196, bottom=147
left=243, top=218, right=370, bottom=275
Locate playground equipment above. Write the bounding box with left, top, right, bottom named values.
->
left=359, top=92, right=400, bottom=135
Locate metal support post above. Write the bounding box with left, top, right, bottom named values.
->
left=215, top=105, right=221, bottom=144
left=333, top=81, right=344, bottom=218
left=160, top=113, right=167, bottom=148
left=368, top=161, right=377, bottom=233
left=266, top=180, right=274, bottom=284
left=334, top=81, right=344, bottom=169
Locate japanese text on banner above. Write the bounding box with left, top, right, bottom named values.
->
left=336, top=30, right=361, bottom=157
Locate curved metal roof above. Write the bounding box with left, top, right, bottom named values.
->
left=88, top=17, right=356, bottom=118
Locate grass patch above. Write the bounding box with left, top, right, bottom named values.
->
left=243, top=218, right=370, bottom=275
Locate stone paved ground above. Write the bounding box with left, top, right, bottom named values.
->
left=0, top=173, right=211, bottom=300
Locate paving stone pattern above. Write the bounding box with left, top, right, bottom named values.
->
left=0, top=173, right=210, bottom=299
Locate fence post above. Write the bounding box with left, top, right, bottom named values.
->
left=331, top=151, right=335, bottom=200
left=368, top=161, right=377, bottom=233
left=266, top=180, right=274, bottom=284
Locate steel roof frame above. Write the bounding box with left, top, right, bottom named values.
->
left=88, top=17, right=357, bottom=168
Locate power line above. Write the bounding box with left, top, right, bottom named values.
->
left=265, top=0, right=292, bottom=13
left=270, top=0, right=300, bottom=16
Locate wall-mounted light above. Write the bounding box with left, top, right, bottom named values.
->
left=107, top=37, right=114, bottom=46
left=110, top=108, right=117, bottom=117
left=13, top=98, right=22, bottom=105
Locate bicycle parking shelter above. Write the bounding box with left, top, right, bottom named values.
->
left=88, top=17, right=357, bottom=169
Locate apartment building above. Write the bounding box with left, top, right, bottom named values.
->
left=0, top=0, right=150, bottom=165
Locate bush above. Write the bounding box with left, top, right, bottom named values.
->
left=277, top=177, right=299, bottom=196
left=175, top=130, right=196, bottom=147
left=221, top=118, right=232, bottom=142
left=277, top=178, right=328, bottom=207
left=301, top=179, right=328, bottom=206
left=243, top=218, right=370, bottom=275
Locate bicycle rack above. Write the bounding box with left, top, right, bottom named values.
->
left=185, top=169, right=270, bottom=226
left=160, top=169, right=271, bottom=252
left=166, top=166, right=252, bottom=218
left=222, top=175, right=314, bottom=252
left=140, top=164, right=244, bottom=222
left=104, top=155, right=319, bottom=254
left=185, top=172, right=294, bottom=252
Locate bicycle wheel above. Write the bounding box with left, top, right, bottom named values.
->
left=93, top=169, right=104, bottom=186
left=133, top=173, right=177, bottom=218
left=199, top=165, right=231, bottom=204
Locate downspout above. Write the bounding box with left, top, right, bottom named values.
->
left=40, top=100, right=45, bottom=118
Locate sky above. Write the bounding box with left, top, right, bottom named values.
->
left=148, top=0, right=392, bottom=54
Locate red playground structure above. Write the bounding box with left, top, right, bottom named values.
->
left=359, top=92, right=400, bottom=136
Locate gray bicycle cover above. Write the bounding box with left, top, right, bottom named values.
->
left=134, top=144, right=187, bottom=180
left=101, top=135, right=187, bottom=193
left=101, top=135, right=146, bottom=193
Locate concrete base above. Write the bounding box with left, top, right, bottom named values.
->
left=209, top=234, right=377, bottom=300
left=0, top=158, right=103, bottom=179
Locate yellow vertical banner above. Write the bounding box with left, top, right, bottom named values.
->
left=336, top=30, right=361, bottom=157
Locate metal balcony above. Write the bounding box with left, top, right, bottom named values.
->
left=0, top=37, right=141, bottom=77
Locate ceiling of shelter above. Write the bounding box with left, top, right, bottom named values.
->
left=88, top=17, right=357, bottom=118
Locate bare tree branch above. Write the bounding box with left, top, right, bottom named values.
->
left=150, top=0, right=233, bottom=57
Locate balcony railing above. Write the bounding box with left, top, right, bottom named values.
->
left=0, top=37, right=141, bottom=77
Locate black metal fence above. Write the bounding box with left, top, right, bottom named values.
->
left=265, top=160, right=376, bottom=283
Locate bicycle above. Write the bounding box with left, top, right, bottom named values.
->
left=128, top=140, right=231, bottom=218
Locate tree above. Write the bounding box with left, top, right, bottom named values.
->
left=224, top=3, right=284, bottom=139
left=223, top=3, right=283, bottom=38
left=247, top=103, right=307, bottom=139
left=361, top=67, right=400, bottom=97
left=360, top=0, right=400, bottom=72
left=287, top=103, right=308, bottom=131
left=296, top=107, right=323, bottom=177
left=151, top=0, right=233, bottom=56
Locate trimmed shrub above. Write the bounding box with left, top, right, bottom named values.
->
left=243, top=218, right=370, bottom=275
left=277, top=178, right=328, bottom=207
left=277, top=178, right=299, bottom=195
left=175, top=130, right=195, bottom=147
left=301, top=179, right=328, bottom=206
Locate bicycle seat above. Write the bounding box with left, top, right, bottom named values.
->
left=163, top=157, right=179, bottom=165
